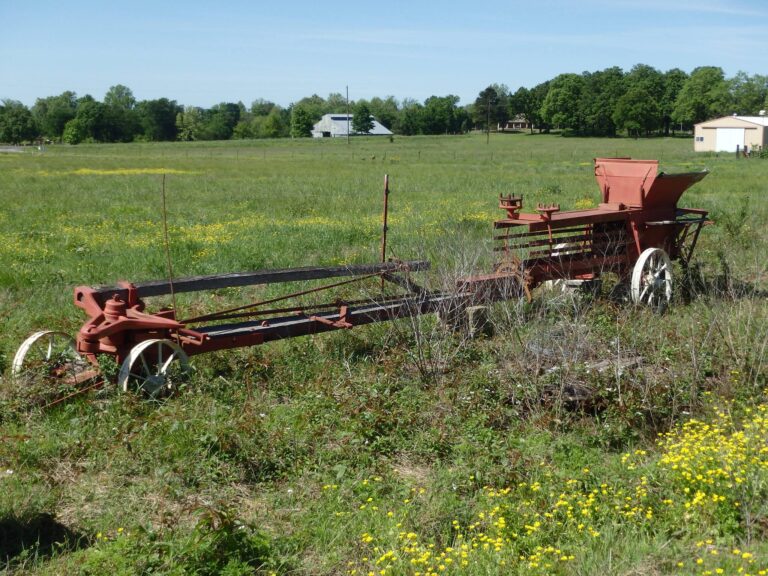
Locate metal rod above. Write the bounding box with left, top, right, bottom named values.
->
left=87, top=260, right=431, bottom=300
left=181, top=271, right=382, bottom=324
left=186, top=293, right=413, bottom=324
left=42, top=379, right=105, bottom=410
left=380, top=174, right=390, bottom=289
left=161, top=174, right=179, bottom=316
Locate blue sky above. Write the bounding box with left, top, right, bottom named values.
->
left=2, top=0, right=767, bottom=108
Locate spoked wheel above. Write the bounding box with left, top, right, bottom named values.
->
left=10, top=330, right=93, bottom=405
left=117, top=339, right=191, bottom=398
left=631, top=247, right=673, bottom=313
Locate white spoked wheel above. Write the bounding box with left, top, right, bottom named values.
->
left=117, top=339, right=191, bottom=397
left=631, top=247, right=673, bottom=312
left=12, top=330, right=88, bottom=386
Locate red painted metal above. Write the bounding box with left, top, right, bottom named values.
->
left=72, top=260, right=433, bottom=367
left=57, top=158, right=709, bottom=386
left=460, top=157, right=710, bottom=298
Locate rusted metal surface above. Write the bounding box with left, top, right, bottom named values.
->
left=72, top=260, right=432, bottom=366
left=461, top=157, right=710, bottom=297
left=15, top=159, right=711, bottom=398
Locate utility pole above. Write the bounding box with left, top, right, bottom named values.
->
left=486, top=96, right=491, bottom=145
left=346, top=85, right=350, bottom=145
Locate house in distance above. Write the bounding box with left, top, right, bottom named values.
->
left=694, top=113, right=768, bottom=153
left=311, top=114, right=393, bottom=138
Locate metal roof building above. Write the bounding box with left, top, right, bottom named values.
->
left=694, top=114, right=768, bottom=153
left=311, top=114, right=393, bottom=138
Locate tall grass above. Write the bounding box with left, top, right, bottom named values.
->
left=0, top=134, right=766, bottom=574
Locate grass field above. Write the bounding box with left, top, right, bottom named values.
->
left=0, top=133, right=767, bottom=575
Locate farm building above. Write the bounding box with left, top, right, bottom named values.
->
left=499, top=114, right=533, bottom=132
left=311, top=114, right=393, bottom=138
left=693, top=114, right=768, bottom=153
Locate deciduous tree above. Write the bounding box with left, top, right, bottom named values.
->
left=32, top=91, right=77, bottom=140
left=136, top=98, right=181, bottom=141
left=104, top=84, right=136, bottom=110
left=0, top=100, right=37, bottom=144
left=540, top=74, right=584, bottom=132
left=672, top=66, right=732, bottom=127
left=612, top=87, right=661, bottom=137
left=472, top=85, right=508, bottom=130
left=290, top=106, right=314, bottom=138
left=368, top=96, right=399, bottom=129
left=352, top=102, right=374, bottom=134
left=660, top=68, right=688, bottom=135
left=729, top=71, right=768, bottom=115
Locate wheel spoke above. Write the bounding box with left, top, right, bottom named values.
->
left=118, top=339, right=190, bottom=397
left=631, top=248, right=673, bottom=311
left=45, top=334, right=55, bottom=360
left=140, top=354, right=152, bottom=376
left=161, top=352, right=177, bottom=374
left=129, top=371, right=149, bottom=384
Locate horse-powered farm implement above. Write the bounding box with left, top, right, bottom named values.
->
left=10, top=158, right=710, bottom=400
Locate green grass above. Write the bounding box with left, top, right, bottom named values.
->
left=0, top=133, right=767, bottom=574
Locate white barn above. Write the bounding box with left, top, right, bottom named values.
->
left=311, top=114, right=393, bottom=138
left=694, top=114, right=768, bottom=153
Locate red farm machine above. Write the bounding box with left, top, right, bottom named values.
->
left=10, top=158, right=709, bottom=400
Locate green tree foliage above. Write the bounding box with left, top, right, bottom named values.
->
left=235, top=107, right=289, bottom=139
left=62, top=117, right=88, bottom=144
left=324, top=92, right=348, bottom=115
left=540, top=74, right=585, bottom=132
left=195, top=102, right=241, bottom=140
left=290, top=106, right=314, bottom=138
left=104, top=84, right=136, bottom=110
left=626, top=64, right=664, bottom=104
left=421, top=95, right=463, bottom=134
left=672, top=66, right=732, bottom=127
left=294, top=94, right=325, bottom=123
left=352, top=101, right=374, bottom=134
left=660, top=69, right=689, bottom=135
left=508, top=87, right=540, bottom=133
left=250, top=98, right=277, bottom=117
left=729, top=71, right=768, bottom=115
left=10, top=63, right=767, bottom=144
left=32, top=91, right=77, bottom=140
left=397, top=99, right=423, bottom=135
left=530, top=82, right=551, bottom=132
left=579, top=67, right=626, bottom=136
left=137, top=98, right=181, bottom=141
left=262, top=109, right=289, bottom=138
left=612, top=87, right=661, bottom=136
left=473, top=85, right=509, bottom=130
left=368, top=96, right=399, bottom=129
left=64, top=99, right=132, bottom=143
left=176, top=106, right=203, bottom=141
left=103, top=85, right=140, bottom=141
left=0, top=100, right=38, bottom=144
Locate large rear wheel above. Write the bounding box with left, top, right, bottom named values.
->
left=117, top=339, right=191, bottom=398
left=631, top=247, right=673, bottom=313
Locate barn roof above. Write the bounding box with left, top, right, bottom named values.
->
left=312, top=113, right=393, bottom=136
left=696, top=115, right=768, bottom=128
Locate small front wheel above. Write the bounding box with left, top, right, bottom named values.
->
left=11, top=330, right=88, bottom=386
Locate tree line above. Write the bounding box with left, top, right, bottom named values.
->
left=1, top=64, right=766, bottom=145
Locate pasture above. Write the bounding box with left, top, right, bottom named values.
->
left=0, top=134, right=767, bottom=574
